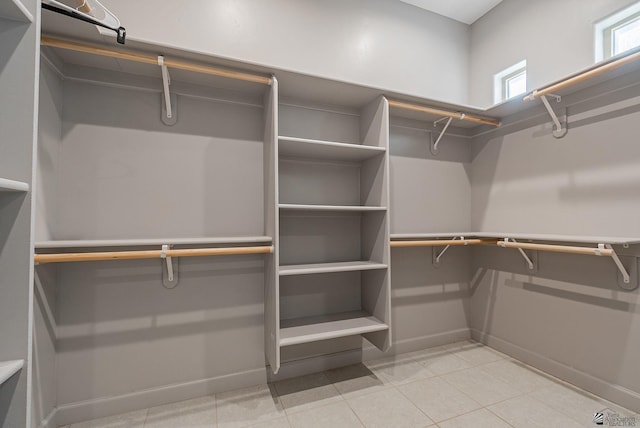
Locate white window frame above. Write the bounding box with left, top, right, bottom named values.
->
left=493, top=60, right=527, bottom=104
left=595, top=1, right=640, bottom=62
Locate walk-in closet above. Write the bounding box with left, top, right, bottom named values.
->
left=2, top=0, right=640, bottom=427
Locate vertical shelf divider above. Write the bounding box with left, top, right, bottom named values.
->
left=264, top=76, right=281, bottom=374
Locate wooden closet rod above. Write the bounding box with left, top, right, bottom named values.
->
left=41, top=36, right=273, bottom=86
left=496, top=241, right=613, bottom=257
left=388, top=100, right=501, bottom=127
left=523, top=49, right=640, bottom=101
left=34, top=245, right=274, bottom=264
left=391, top=239, right=487, bottom=248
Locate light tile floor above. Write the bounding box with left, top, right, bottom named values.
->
left=59, top=341, right=638, bottom=428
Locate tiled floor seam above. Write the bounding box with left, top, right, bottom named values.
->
left=341, top=395, right=370, bottom=428
left=483, top=405, right=517, bottom=427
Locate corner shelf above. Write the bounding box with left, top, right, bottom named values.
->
left=0, top=178, right=29, bottom=192
left=278, top=136, right=385, bottom=162
left=0, top=360, right=24, bottom=386
left=279, top=311, right=388, bottom=346
left=0, top=0, right=33, bottom=23
left=279, top=204, right=387, bottom=212
left=279, top=260, right=388, bottom=276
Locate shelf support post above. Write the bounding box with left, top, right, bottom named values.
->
left=431, top=116, right=454, bottom=155
left=539, top=93, right=567, bottom=139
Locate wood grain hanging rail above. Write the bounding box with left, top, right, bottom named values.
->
left=34, top=245, right=274, bottom=264
left=388, top=100, right=501, bottom=127
left=523, top=48, right=640, bottom=101
left=40, top=36, right=273, bottom=86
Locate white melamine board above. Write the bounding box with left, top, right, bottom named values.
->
left=0, top=177, right=29, bottom=192
left=279, top=311, right=388, bottom=346
left=279, top=204, right=387, bottom=212
left=0, top=0, right=32, bottom=22
left=279, top=137, right=385, bottom=161
left=264, top=77, right=280, bottom=373
left=0, top=359, right=23, bottom=386
left=473, top=232, right=640, bottom=245
left=391, top=232, right=640, bottom=245
left=35, top=236, right=272, bottom=249
left=391, top=232, right=474, bottom=239
left=279, top=261, right=388, bottom=276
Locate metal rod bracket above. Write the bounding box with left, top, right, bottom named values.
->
left=604, top=244, right=636, bottom=289
left=499, top=238, right=537, bottom=271
left=431, top=116, right=454, bottom=155
left=158, top=56, right=177, bottom=126
left=540, top=95, right=567, bottom=139
left=432, top=236, right=463, bottom=266
left=161, top=244, right=179, bottom=288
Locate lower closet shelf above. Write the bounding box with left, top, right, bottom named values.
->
left=0, top=360, right=24, bottom=386
left=279, top=311, right=388, bottom=346
left=279, top=261, right=388, bottom=276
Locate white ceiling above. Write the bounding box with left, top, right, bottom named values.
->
left=397, top=0, right=504, bottom=25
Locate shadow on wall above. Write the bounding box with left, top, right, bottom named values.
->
left=469, top=245, right=640, bottom=390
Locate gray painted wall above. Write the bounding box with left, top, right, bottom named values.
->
left=469, top=0, right=636, bottom=107
left=469, top=73, right=640, bottom=411
left=99, top=0, right=470, bottom=105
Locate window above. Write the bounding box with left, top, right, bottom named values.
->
left=595, top=2, right=640, bottom=61
left=494, top=60, right=527, bottom=104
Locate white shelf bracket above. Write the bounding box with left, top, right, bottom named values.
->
left=158, top=56, right=176, bottom=126
left=161, top=244, right=179, bottom=288
left=433, top=236, right=466, bottom=266
left=604, top=244, right=633, bottom=288
left=539, top=93, right=567, bottom=139
left=431, top=116, right=454, bottom=155
left=498, top=238, right=535, bottom=270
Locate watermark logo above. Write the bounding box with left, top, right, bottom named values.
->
left=594, top=408, right=637, bottom=426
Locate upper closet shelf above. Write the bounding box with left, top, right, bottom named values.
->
left=35, top=236, right=272, bottom=249
left=391, top=232, right=640, bottom=245
left=278, top=136, right=385, bottom=162
left=279, top=204, right=386, bottom=212
left=0, top=0, right=33, bottom=23
left=472, top=233, right=640, bottom=246
left=0, top=360, right=24, bottom=386
left=0, top=178, right=29, bottom=192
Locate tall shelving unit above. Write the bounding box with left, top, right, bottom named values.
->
left=0, top=0, right=39, bottom=427
left=267, top=96, right=392, bottom=373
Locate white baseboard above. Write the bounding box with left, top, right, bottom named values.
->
left=363, top=328, right=471, bottom=360
left=36, top=408, right=57, bottom=428
left=55, top=368, right=267, bottom=426
left=471, top=329, right=640, bottom=413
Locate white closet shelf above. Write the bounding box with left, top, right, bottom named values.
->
left=279, top=311, right=388, bottom=346
left=390, top=232, right=640, bottom=245
left=0, top=360, right=24, bottom=386
left=0, top=0, right=33, bottom=22
left=0, top=178, right=29, bottom=192
left=279, top=204, right=387, bottom=212
left=278, top=136, right=385, bottom=161
left=473, top=232, right=640, bottom=245
left=35, top=236, right=273, bottom=249
left=391, top=232, right=473, bottom=240
left=279, top=261, right=388, bottom=276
